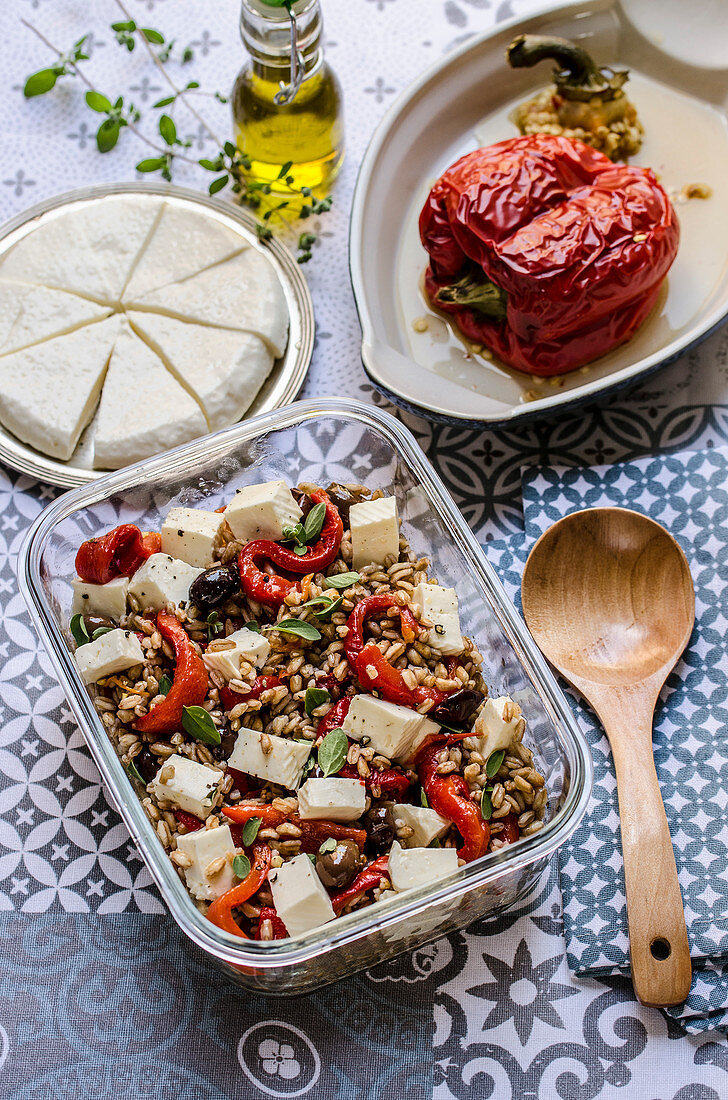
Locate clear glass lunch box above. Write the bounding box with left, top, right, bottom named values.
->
left=18, top=399, right=592, bottom=995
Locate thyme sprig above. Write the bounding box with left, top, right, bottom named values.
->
left=20, top=1, right=331, bottom=263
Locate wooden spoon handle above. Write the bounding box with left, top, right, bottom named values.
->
left=607, top=715, right=692, bottom=1007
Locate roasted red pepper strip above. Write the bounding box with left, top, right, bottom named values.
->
left=75, top=524, right=160, bottom=585
left=206, top=841, right=272, bottom=938
left=237, top=491, right=344, bottom=607
left=355, top=645, right=446, bottom=709
left=500, top=813, right=520, bottom=846
left=294, top=819, right=367, bottom=854
left=420, top=133, right=679, bottom=377
left=344, top=594, right=446, bottom=708
left=219, top=676, right=282, bottom=712
left=331, top=855, right=390, bottom=914
left=339, top=763, right=411, bottom=800
left=417, top=743, right=490, bottom=862
left=316, top=697, right=351, bottom=738
left=345, top=593, right=419, bottom=664
left=174, top=809, right=204, bottom=832
left=254, top=907, right=289, bottom=940
left=269, top=490, right=344, bottom=575
left=134, top=612, right=208, bottom=736
left=222, top=804, right=367, bottom=853
left=237, top=542, right=298, bottom=609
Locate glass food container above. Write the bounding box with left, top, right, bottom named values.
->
left=18, top=399, right=592, bottom=995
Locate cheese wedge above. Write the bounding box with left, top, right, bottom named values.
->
left=0, top=315, right=121, bottom=460
left=127, top=311, right=273, bottom=431
left=123, top=205, right=248, bottom=300
left=0, top=197, right=162, bottom=303
left=0, top=280, right=112, bottom=357
left=128, top=249, right=289, bottom=357
left=94, top=324, right=207, bottom=469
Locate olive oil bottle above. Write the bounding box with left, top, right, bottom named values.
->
left=232, top=0, right=344, bottom=197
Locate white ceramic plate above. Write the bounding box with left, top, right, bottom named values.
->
left=0, top=182, right=314, bottom=487
left=349, top=0, right=728, bottom=425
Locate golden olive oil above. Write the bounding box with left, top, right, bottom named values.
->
left=233, top=0, right=344, bottom=199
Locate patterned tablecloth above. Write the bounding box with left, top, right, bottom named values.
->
left=2, top=1, right=728, bottom=1097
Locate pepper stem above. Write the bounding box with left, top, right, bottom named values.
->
left=434, top=273, right=507, bottom=321
left=506, top=33, right=628, bottom=101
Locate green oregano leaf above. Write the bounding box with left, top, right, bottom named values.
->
left=142, top=27, right=165, bottom=44
left=305, top=686, right=330, bottom=716
left=318, top=837, right=337, bottom=855
left=243, top=621, right=261, bottom=634
left=137, top=156, right=167, bottom=173
left=70, top=613, right=90, bottom=648
left=96, top=118, right=120, bottom=153
left=314, top=596, right=342, bottom=621
left=420, top=788, right=429, bottom=808
left=158, top=113, right=177, bottom=145
left=485, top=749, right=505, bottom=779
left=24, top=69, right=58, bottom=97
left=480, top=787, right=492, bottom=821
left=232, top=854, right=251, bottom=879
left=126, top=760, right=145, bottom=785
left=181, top=705, right=221, bottom=746
left=91, top=626, right=113, bottom=641
left=317, top=727, right=348, bottom=777
left=158, top=674, right=173, bottom=696
left=303, top=501, right=326, bottom=543
left=209, top=174, right=229, bottom=195
left=323, top=572, right=361, bottom=590
left=269, top=619, right=321, bottom=642
left=241, top=816, right=262, bottom=846
left=85, top=90, right=112, bottom=112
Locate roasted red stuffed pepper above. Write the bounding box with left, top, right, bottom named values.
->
left=420, top=133, right=679, bottom=376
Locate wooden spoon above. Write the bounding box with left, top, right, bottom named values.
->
left=521, top=507, right=693, bottom=1007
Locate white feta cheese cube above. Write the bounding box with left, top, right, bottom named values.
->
left=342, top=694, right=439, bottom=763
left=127, top=553, right=204, bottom=612
left=223, top=479, right=302, bottom=543
left=297, top=778, right=367, bottom=823
left=202, top=628, right=271, bottom=682
left=227, top=729, right=311, bottom=790
left=410, top=583, right=464, bottom=656
left=388, top=803, right=450, bottom=848
left=472, top=696, right=520, bottom=761
left=268, top=853, right=336, bottom=936
left=388, top=840, right=459, bottom=892
left=152, top=753, right=222, bottom=819
left=161, top=506, right=225, bottom=568
left=349, top=496, right=400, bottom=571
left=176, top=823, right=236, bottom=901
left=71, top=575, right=129, bottom=620
left=74, top=628, right=144, bottom=684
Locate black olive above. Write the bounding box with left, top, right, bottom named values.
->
left=315, top=839, right=362, bottom=890
left=433, top=689, right=484, bottom=727
left=211, top=728, right=238, bottom=761
left=291, top=488, right=313, bottom=519
left=324, top=483, right=357, bottom=525
left=362, top=805, right=394, bottom=851
left=83, top=613, right=116, bottom=634
left=189, top=564, right=239, bottom=610
left=134, top=748, right=159, bottom=784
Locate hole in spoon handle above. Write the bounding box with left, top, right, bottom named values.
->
left=650, top=937, right=671, bottom=961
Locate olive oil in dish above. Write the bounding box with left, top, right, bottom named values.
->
left=232, top=0, right=344, bottom=197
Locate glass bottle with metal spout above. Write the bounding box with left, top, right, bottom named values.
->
left=231, top=0, right=344, bottom=197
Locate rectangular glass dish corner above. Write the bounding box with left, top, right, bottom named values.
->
left=18, top=397, right=592, bottom=994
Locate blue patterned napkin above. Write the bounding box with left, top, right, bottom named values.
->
left=486, top=445, right=728, bottom=1034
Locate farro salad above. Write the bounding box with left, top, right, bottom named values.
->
left=70, top=479, right=547, bottom=940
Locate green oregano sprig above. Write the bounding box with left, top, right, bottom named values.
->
left=20, top=4, right=331, bottom=263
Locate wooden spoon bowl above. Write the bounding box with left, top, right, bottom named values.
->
left=522, top=507, right=694, bottom=1007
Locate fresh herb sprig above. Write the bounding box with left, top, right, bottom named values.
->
left=20, top=1, right=331, bottom=263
